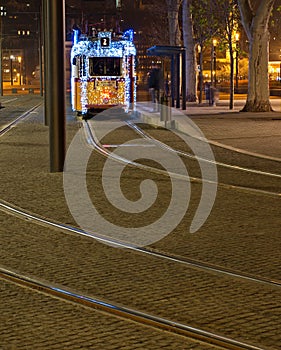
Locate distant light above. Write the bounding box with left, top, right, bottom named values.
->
left=17, top=29, right=30, bottom=36
left=0, top=5, right=6, bottom=16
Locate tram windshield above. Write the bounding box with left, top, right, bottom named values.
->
left=89, top=57, right=121, bottom=76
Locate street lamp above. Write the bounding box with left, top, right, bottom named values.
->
left=235, top=33, right=240, bottom=91
left=10, top=55, right=14, bottom=85
left=213, top=39, right=217, bottom=87
left=18, top=56, right=22, bottom=85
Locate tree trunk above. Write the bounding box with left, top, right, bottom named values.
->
left=238, top=0, right=275, bottom=112
left=166, top=0, right=181, bottom=46
left=182, top=0, right=197, bottom=102
left=229, top=41, right=234, bottom=110
left=242, top=28, right=272, bottom=111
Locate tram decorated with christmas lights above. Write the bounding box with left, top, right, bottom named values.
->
left=70, top=30, right=136, bottom=117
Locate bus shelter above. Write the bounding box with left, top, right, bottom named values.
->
left=147, top=45, right=186, bottom=110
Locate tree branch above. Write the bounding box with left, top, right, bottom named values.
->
left=237, top=0, right=253, bottom=39
left=254, top=0, right=275, bottom=30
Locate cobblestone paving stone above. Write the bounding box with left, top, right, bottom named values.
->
left=138, top=126, right=281, bottom=192
left=1, top=96, right=281, bottom=349
left=1, top=280, right=212, bottom=349
left=0, top=95, right=42, bottom=128
left=1, top=210, right=281, bottom=349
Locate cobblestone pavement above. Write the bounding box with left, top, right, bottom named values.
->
left=1, top=96, right=281, bottom=349
left=138, top=97, right=281, bottom=159
left=2, top=278, right=212, bottom=350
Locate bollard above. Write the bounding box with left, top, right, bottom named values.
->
left=160, top=96, right=165, bottom=121
left=160, top=95, right=171, bottom=122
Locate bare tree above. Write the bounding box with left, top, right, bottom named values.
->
left=238, top=0, right=275, bottom=112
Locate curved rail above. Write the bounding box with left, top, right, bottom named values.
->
left=0, top=107, right=277, bottom=349
left=0, top=267, right=264, bottom=350
left=86, top=120, right=281, bottom=199
left=0, top=111, right=280, bottom=289
left=1, top=198, right=281, bottom=290
left=126, top=120, right=281, bottom=179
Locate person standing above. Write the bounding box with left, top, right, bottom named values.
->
left=148, top=63, right=163, bottom=112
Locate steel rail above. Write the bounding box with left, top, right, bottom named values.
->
left=0, top=103, right=42, bottom=136
left=136, top=104, right=281, bottom=163
left=0, top=108, right=279, bottom=289
left=86, top=120, right=281, bottom=199
left=126, top=120, right=281, bottom=179
left=1, top=197, right=281, bottom=290
left=0, top=108, right=277, bottom=349
left=0, top=267, right=264, bottom=350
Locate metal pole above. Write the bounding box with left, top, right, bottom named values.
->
left=171, top=55, right=175, bottom=108
left=213, top=44, right=217, bottom=87
left=38, top=6, right=43, bottom=96
left=181, top=48, right=186, bottom=110
left=176, top=53, right=180, bottom=108
left=235, top=41, right=239, bottom=91
left=0, top=16, right=3, bottom=96
left=43, top=0, right=66, bottom=173
left=10, top=57, right=13, bottom=85
left=211, top=44, right=213, bottom=86
left=42, top=0, right=48, bottom=126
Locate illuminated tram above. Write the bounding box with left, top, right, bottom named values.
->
left=70, top=30, right=136, bottom=117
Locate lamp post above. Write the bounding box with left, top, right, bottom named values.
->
left=213, top=39, right=217, bottom=87
left=18, top=56, right=22, bottom=85
left=235, top=33, right=239, bottom=91
left=10, top=55, right=14, bottom=86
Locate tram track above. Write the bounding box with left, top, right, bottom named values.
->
left=1, top=107, right=281, bottom=349
left=86, top=118, right=281, bottom=199
left=0, top=103, right=42, bottom=136
left=75, top=120, right=281, bottom=284
left=126, top=120, right=281, bottom=180
left=124, top=120, right=281, bottom=196
left=0, top=195, right=274, bottom=349
left=0, top=266, right=264, bottom=350
left=1, top=196, right=281, bottom=291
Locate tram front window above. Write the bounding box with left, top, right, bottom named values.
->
left=89, top=57, right=121, bottom=76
